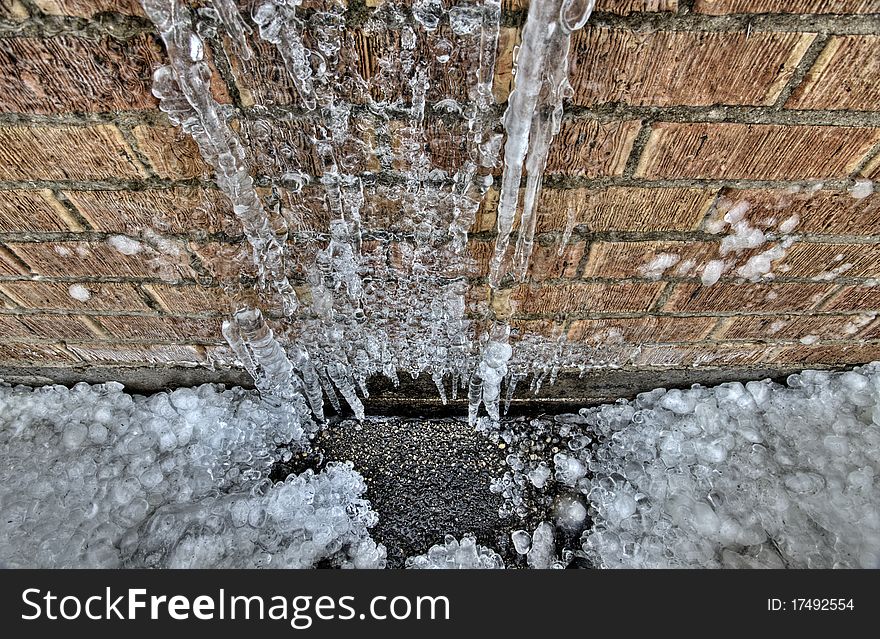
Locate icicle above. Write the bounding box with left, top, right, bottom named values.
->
left=316, top=366, right=342, bottom=414
left=208, top=0, right=253, bottom=60
left=467, top=372, right=484, bottom=427
left=326, top=361, right=365, bottom=421
left=432, top=371, right=448, bottom=405
left=489, top=0, right=594, bottom=287
left=558, top=205, right=576, bottom=255
left=503, top=372, right=522, bottom=416
left=289, top=345, right=325, bottom=423
left=253, top=0, right=317, bottom=111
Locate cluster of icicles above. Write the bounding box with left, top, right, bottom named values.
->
left=141, top=0, right=595, bottom=431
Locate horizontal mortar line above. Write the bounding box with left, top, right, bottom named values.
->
left=585, top=11, right=880, bottom=34
left=0, top=109, right=170, bottom=127
left=514, top=273, right=880, bottom=285
left=0, top=177, right=216, bottom=191
left=4, top=337, right=225, bottom=346
left=0, top=16, right=155, bottom=40
left=0, top=308, right=225, bottom=319
left=564, top=104, right=880, bottom=128
left=509, top=309, right=880, bottom=320
left=0, top=275, right=210, bottom=285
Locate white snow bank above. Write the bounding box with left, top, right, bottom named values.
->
left=0, top=382, right=384, bottom=568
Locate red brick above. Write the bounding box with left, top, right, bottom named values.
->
left=190, top=241, right=257, bottom=283
left=664, top=282, right=835, bottom=312
left=0, top=313, right=96, bottom=339
left=568, top=316, right=716, bottom=343
left=570, top=28, right=813, bottom=107
left=637, top=343, right=774, bottom=367
left=32, top=0, right=145, bottom=17
left=0, top=246, right=27, bottom=275
left=636, top=122, right=880, bottom=180
left=512, top=281, right=666, bottom=314
left=131, top=125, right=210, bottom=180
left=787, top=36, right=880, bottom=112
left=523, top=241, right=586, bottom=282
left=503, top=0, right=678, bottom=13
left=535, top=186, right=715, bottom=233
left=0, top=341, right=78, bottom=363
left=707, top=187, right=880, bottom=236
left=582, top=240, right=718, bottom=279
left=547, top=119, right=640, bottom=177
left=7, top=240, right=196, bottom=281
left=0, top=2, right=28, bottom=20
left=0, top=189, right=82, bottom=232
left=823, top=285, right=880, bottom=311
left=66, top=188, right=239, bottom=235
left=716, top=313, right=876, bottom=340
left=66, top=343, right=206, bottom=365
left=0, top=281, right=150, bottom=311
left=93, top=315, right=222, bottom=342
left=770, top=342, right=880, bottom=366
left=694, top=0, right=880, bottom=13
left=777, top=242, right=880, bottom=279
left=144, top=283, right=233, bottom=314
left=0, top=125, right=147, bottom=181
left=0, top=35, right=162, bottom=114
left=863, top=153, right=880, bottom=181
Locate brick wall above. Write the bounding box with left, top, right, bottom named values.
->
left=1, top=0, right=879, bottom=389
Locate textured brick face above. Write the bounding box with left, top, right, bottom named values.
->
left=66, top=188, right=238, bottom=235
left=694, top=1, right=880, bottom=13
left=636, top=123, right=880, bottom=180
left=664, top=282, right=836, bottom=313
left=716, top=314, right=875, bottom=340
left=546, top=119, right=640, bottom=177
left=0, top=125, right=146, bottom=181
left=824, top=286, right=880, bottom=312
left=131, top=125, right=210, bottom=180
left=582, top=240, right=719, bottom=279
left=536, top=187, right=714, bottom=233
left=787, top=36, right=880, bottom=112
left=0, top=190, right=80, bottom=232
left=32, top=1, right=145, bottom=17
left=0, top=313, right=96, bottom=340
left=570, top=29, right=813, bottom=107
left=513, top=282, right=666, bottom=314
left=0, top=281, right=150, bottom=311
left=0, top=35, right=162, bottom=114
left=568, top=316, right=716, bottom=343
left=778, top=242, right=880, bottom=279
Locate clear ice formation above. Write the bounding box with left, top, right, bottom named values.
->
left=405, top=533, right=504, bottom=569
left=0, top=381, right=384, bottom=568
left=138, top=0, right=597, bottom=424
left=489, top=0, right=594, bottom=287
left=577, top=365, right=880, bottom=568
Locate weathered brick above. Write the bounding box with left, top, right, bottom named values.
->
left=190, top=241, right=257, bottom=283
left=0, top=125, right=147, bottom=181
left=636, top=123, right=880, bottom=180
left=664, top=282, right=835, bottom=312
left=770, top=342, right=880, bottom=366
left=239, top=118, right=321, bottom=178
left=694, top=0, right=880, bottom=13
left=512, top=281, right=666, bottom=314
left=0, top=1, right=27, bottom=21
left=93, top=314, right=222, bottom=342
left=568, top=316, right=717, bottom=343
left=535, top=186, right=714, bottom=233
left=0, top=281, right=150, bottom=311
left=0, top=341, right=78, bottom=363
left=716, top=313, right=876, bottom=340
left=66, top=187, right=238, bottom=235
left=66, top=342, right=206, bottom=365
left=582, top=240, right=718, bottom=279
left=0, top=34, right=162, bottom=114
left=144, top=283, right=233, bottom=314
left=637, top=343, right=773, bottom=368
left=493, top=27, right=517, bottom=103
left=503, top=0, right=678, bottom=13
left=822, top=285, right=880, bottom=311
left=32, top=0, right=145, bottom=17
left=0, top=246, right=28, bottom=275
left=570, top=28, right=813, bottom=107
left=0, top=313, right=96, bottom=339
left=7, top=240, right=196, bottom=280
left=777, top=242, right=880, bottom=279
left=525, top=241, right=586, bottom=281
left=706, top=187, right=880, bottom=236
left=787, top=36, right=880, bottom=112
left=509, top=318, right=565, bottom=340
left=131, top=124, right=210, bottom=180
left=0, top=189, right=82, bottom=232
left=547, top=119, right=640, bottom=177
